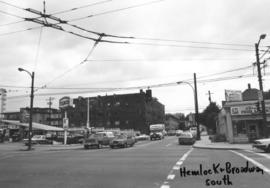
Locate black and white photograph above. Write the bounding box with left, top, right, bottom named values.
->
left=0, top=0, right=270, bottom=187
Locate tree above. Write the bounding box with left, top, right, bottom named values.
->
left=198, top=102, right=221, bottom=133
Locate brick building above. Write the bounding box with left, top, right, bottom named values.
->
left=65, top=90, right=165, bottom=134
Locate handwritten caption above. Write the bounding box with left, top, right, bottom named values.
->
left=179, top=161, right=264, bottom=186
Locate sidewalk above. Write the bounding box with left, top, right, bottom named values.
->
left=193, top=135, right=253, bottom=150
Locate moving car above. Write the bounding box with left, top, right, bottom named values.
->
left=110, top=135, right=136, bottom=148
left=252, top=138, right=270, bottom=152
left=24, top=135, right=52, bottom=146
left=178, top=132, right=195, bottom=145
left=149, top=124, right=165, bottom=141
left=84, top=131, right=114, bottom=149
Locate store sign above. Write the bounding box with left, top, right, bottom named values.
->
left=231, top=104, right=270, bottom=115
left=63, top=118, right=69, bottom=130
left=225, top=90, right=242, bottom=102
left=231, top=105, right=258, bottom=115
left=59, top=96, right=72, bottom=109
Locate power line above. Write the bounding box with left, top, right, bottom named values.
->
left=52, top=0, right=114, bottom=15
left=131, top=37, right=253, bottom=47
left=69, top=0, right=166, bottom=22
left=0, top=26, right=42, bottom=37
left=124, top=41, right=255, bottom=52
left=0, top=1, right=24, bottom=10
left=0, top=9, right=23, bottom=19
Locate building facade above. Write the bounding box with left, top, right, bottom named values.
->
left=64, top=90, right=165, bottom=134
left=218, top=84, right=270, bottom=143
left=0, top=88, right=7, bottom=119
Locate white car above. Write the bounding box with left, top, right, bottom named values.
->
left=252, top=138, right=270, bottom=152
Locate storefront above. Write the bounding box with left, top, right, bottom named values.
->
left=218, top=100, right=270, bottom=143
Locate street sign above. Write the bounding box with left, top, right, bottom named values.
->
left=63, top=118, right=69, bottom=130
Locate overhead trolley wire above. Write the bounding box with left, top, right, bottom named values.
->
left=68, top=0, right=167, bottom=22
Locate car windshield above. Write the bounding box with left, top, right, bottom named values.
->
left=115, top=135, right=126, bottom=139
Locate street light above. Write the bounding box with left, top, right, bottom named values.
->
left=18, top=68, right=35, bottom=150
left=177, top=79, right=200, bottom=140
left=255, top=34, right=268, bottom=138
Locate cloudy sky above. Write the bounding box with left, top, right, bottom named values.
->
left=1, top=0, right=270, bottom=114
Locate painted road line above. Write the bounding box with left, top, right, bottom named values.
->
left=230, top=150, right=270, bottom=175
left=166, top=143, right=172, bottom=147
left=160, top=148, right=193, bottom=188
left=244, top=149, right=270, bottom=160
left=167, top=174, right=175, bottom=180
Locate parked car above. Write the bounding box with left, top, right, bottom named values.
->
left=24, top=135, right=52, bottom=146
left=176, top=130, right=184, bottom=137
left=167, top=130, right=176, bottom=136
left=178, top=132, right=196, bottom=145
left=110, top=135, right=136, bottom=148
left=135, top=134, right=150, bottom=141
left=252, top=138, right=270, bottom=152
left=84, top=131, right=114, bottom=149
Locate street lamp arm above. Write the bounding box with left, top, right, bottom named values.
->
left=177, top=81, right=195, bottom=92
left=18, top=67, right=32, bottom=78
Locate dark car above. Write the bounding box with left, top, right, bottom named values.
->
left=150, top=132, right=164, bottom=140
left=178, top=132, right=196, bottom=145
left=110, top=135, right=136, bottom=148
left=84, top=132, right=114, bottom=149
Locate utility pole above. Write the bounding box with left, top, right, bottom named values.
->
left=194, top=73, right=200, bottom=140
left=206, top=90, right=213, bottom=104
left=87, top=98, right=90, bottom=129
left=46, top=97, right=55, bottom=125
left=255, top=34, right=268, bottom=138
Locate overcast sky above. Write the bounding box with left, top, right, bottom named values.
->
left=1, top=0, right=270, bottom=114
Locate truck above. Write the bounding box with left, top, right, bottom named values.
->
left=149, top=124, right=165, bottom=140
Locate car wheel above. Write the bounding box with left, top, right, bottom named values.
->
left=84, top=145, right=89, bottom=149
left=110, top=145, right=114, bottom=149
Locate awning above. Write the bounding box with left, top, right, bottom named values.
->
left=1, top=120, right=64, bottom=131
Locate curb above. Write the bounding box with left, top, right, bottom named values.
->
left=192, top=145, right=243, bottom=150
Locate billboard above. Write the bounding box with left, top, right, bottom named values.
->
left=59, top=96, right=73, bottom=109
left=225, top=90, right=242, bottom=102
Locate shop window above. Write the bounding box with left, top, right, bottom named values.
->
left=233, top=120, right=247, bottom=136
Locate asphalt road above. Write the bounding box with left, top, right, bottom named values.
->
left=0, top=137, right=270, bottom=188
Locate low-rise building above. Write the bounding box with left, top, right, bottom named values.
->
left=217, top=84, right=270, bottom=143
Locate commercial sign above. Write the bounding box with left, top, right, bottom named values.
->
left=231, top=104, right=270, bottom=115
left=63, top=118, right=69, bottom=130
left=59, top=96, right=73, bottom=109
left=225, top=90, right=242, bottom=102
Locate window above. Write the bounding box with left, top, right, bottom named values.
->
left=115, top=121, right=120, bottom=126
left=233, top=120, right=247, bottom=136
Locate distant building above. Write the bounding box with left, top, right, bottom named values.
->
left=218, top=84, right=270, bottom=143
left=64, top=89, right=165, bottom=134
left=0, top=88, right=7, bottom=119
left=165, top=114, right=185, bottom=130
left=2, top=107, right=62, bottom=127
